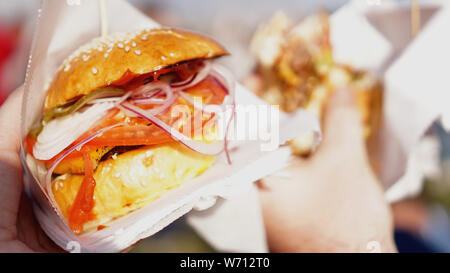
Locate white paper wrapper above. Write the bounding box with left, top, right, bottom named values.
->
left=20, top=0, right=320, bottom=252
left=187, top=183, right=268, bottom=253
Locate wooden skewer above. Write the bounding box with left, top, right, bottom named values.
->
left=411, top=0, right=421, bottom=37
left=99, top=0, right=108, bottom=38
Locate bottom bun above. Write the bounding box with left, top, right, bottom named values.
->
left=52, top=142, right=215, bottom=233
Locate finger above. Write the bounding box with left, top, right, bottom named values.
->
left=0, top=87, right=24, bottom=241
left=0, top=86, right=23, bottom=151
left=318, top=88, right=366, bottom=157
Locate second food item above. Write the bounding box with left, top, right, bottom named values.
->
left=249, top=11, right=382, bottom=155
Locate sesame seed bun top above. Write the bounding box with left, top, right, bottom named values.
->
left=44, top=28, right=229, bottom=111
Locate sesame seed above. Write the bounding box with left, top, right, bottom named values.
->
left=82, top=55, right=90, bottom=61
left=169, top=52, right=175, bottom=57
left=161, top=55, right=166, bottom=60
left=54, top=30, right=154, bottom=77
left=131, top=42, right=137, bottom=47
left=92, top=67, right=98, bottom=74
left=104, top=53, right=109, bottom=58
left=134, top=49, right=141, bottom=55
left=125, top=46, right=130, bottom=52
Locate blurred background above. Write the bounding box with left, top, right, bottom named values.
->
left=1, top=0, right=450, bottom=253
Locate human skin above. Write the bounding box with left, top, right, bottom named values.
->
left=0, top=87, right=60, bottom=252
left=258, top=89, right=397, bottom=252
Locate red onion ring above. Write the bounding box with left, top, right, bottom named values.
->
left=171, top=61, right=212, bottom=91
left=133, top=98, right=166, bottom=104
left=142, top=92, right=178, bottom=115
left=210, top=63, right=235, bottom=96
left=121, top=101, right=225, bottom=155
left=130, top=82, right=176, bottom=115
left=132, top=88, right=163, bottom=101
left=178, top=90, right=227, bottom=116
left=176, top=64, right=235, bottom=115
left=209, top=64, right=236, bottom=163
left=132, top=82, right=167, bottom=97
left=114, top=89, right=134, bottom=108
left=132, top=89, right=166, bottom=105
left=170, top=73, right=197, bottom=88
left=177, top=91, right=218, bottom=113
left=224, top=103, right=235, bottom=164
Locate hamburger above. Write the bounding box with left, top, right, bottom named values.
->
left=248, top=11, right=382, bottom=155
left=25, top=28, right=235, bottom=235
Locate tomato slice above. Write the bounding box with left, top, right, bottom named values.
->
left=85, top=125, right=172, bottom=146
left=25, top=135, right=36, bottom=157
left=68, top=152, right=96, bottom=235
left=184, top=76, right=227, bottom=105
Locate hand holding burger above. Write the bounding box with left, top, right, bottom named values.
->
left=258, top=89, right=396, bottom=253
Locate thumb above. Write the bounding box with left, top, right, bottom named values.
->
left=318, top=88, right=366, bottom=156
left=0, top=86, right=24, bottom=235
left=0, top=86, right=23, bottom=152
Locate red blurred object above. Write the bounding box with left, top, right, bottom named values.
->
left=0, top=24, right=19, bottom=105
